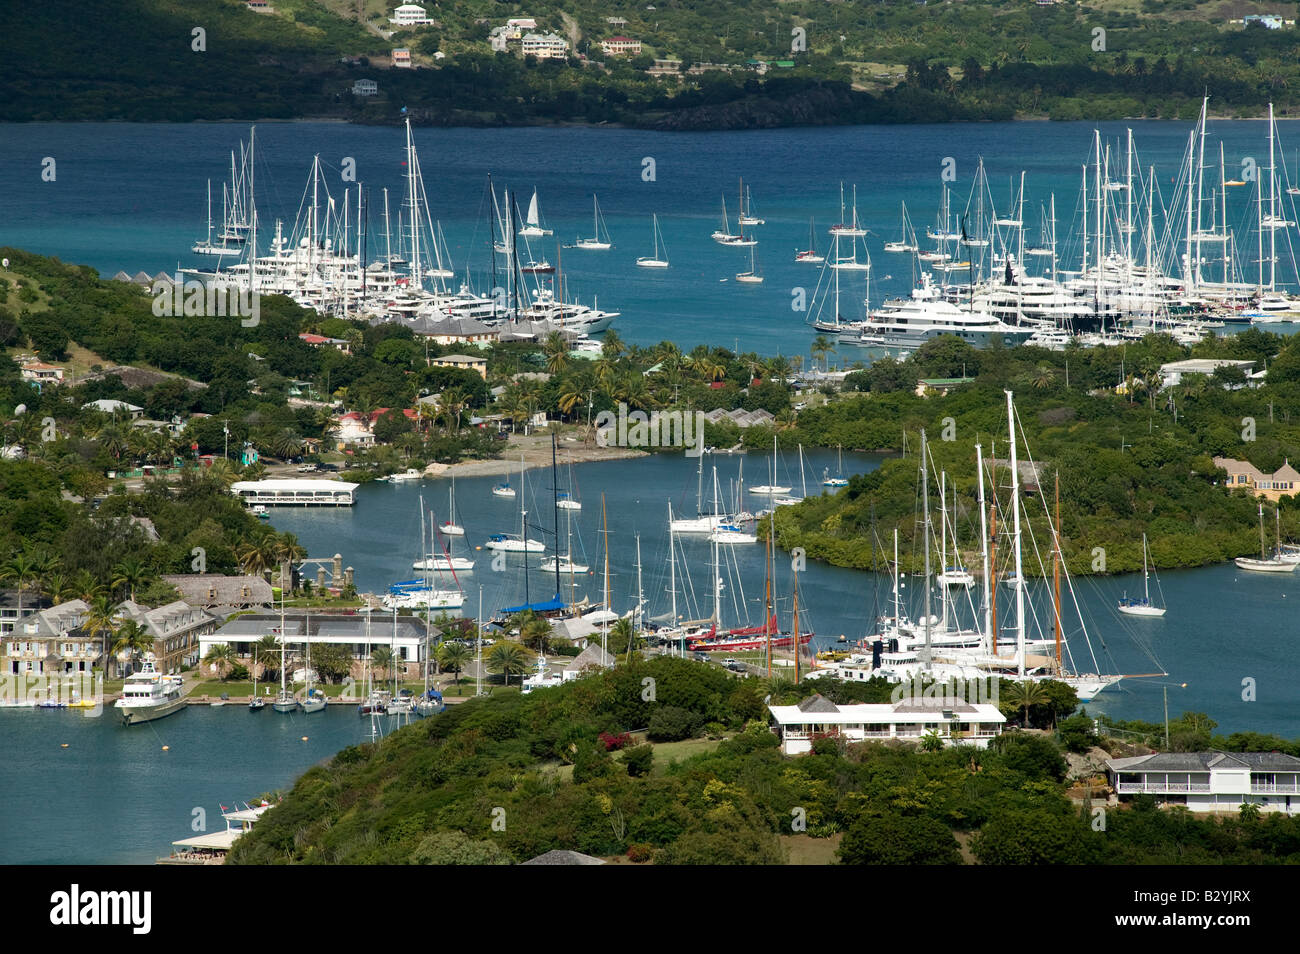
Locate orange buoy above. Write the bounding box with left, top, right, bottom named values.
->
left=301, top=736, right=309, bottom=742
left=161, top=745, right=169, bottom=751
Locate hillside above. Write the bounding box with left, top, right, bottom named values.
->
left=7, top=0, right=1300, bottom=125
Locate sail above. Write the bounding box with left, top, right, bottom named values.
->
left=527, top=191, right=540, bottom=228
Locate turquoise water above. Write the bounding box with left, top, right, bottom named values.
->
left=4, top=119, right=1299, bottom=356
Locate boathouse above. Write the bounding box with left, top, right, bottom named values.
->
left=229, top=478, right=359, bottom=506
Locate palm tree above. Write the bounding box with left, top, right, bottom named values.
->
left=236, top=536, right=279, bottom=581
left=254, top=634, right=282, bottom=682
left=558, top=387, right=585, bottom=419
left=111, top=558, right=150, bottom=603
left=608, top=617, right=638, bottom=657
left=811, top=335, right=834, bottom=373
left=203, top=643, right=235, bottom=681
left=74, top=569, right=105, bottom=604
left=269, top=428, right=303, bottom=461
left=601, top=329, right=627, bottom=360
left=436, top=641, right=471, bottom=688
left=486, top=640, right=531, bottom=686
left=438, top=387, right=468, bottom=434
left=519, top=616, right=554, bottom=653
left=543, top=332, right=571, bottom=375
left=42, top=572, right=75, bottom=605
left=111, top=619, right=154, bottom=675
left=0, top=552, right=38, bottom=621
left=1001, top=680, right=1051, bottom=727
left=370, top=646, right=394, bottom=683
left=83, top=595, right=120, bottom=678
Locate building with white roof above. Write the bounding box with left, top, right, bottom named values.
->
left=521, top=32, right=569, bottom=59
left=767, top=694, right=1005, bottom=754
left=1158, top=358, right=1257, bottom=389
left=229, top=478, right=359, bottom=506
left=389, top=3, right=434, bottom=26
left=1107, top=751, right=1300, bottom=814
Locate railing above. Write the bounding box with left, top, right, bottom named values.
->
left=1116, top=782, right=1211, bottom=794
left=1251, top=782, right=1300, bottom=794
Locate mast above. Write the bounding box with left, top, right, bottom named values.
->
left=765, top=507, right=773, bottom=679
left=633, top=534, right=644, bottom=662
left=977, top=443, right=992, bottom=653
left=248, top=126, right=257, bottom=293
left=1006, top=390, right=1025, bottom=678
left=551, top=431, right=561, bottom=600
left=711, top=468, right=721, bottom=630
left=668, top=501, right=679, bottom=655
left=792, top=561, right=800, bottom=683
left=1053, top=471, right=1062, bottom=673
left=405, top=117, right=422, bottom=289
left=475, top=585, right=483, bottom=697
left=920, top=429, right=932, bottom=669
left=601, top=493, right=610, bottom=659
left=939, top=470, right=948, bottom=634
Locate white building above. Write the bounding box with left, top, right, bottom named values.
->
left=200, top=612, right=436, bottom=677
left=521, top=32, right=569, bottom=59
left=229, top=478, right=359, bottom=506
left=767, top=694, right=1005, bottom=754
left=601, top=36, right=642, bottom=56
left=389, top=3, right=434, bottom=26
left=1108, top=751, right=1300, bottom=814
left=81, top=399, right=143, bottom=418
left=352, top=79, right=379, bottom=97
left=1158, top=358, right=1257, bottom=389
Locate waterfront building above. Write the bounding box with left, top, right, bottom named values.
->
left=229, top=478, right=359, bottom=506
left=767, top=694, right=1005, bottom=754
left=200, top=612, right=438, bottom=680
left=1108, top=751, right=1300, bottom=814
left=1213, top=457, right=1300, bottom=502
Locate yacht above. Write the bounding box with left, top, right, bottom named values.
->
left=413, top=554, right=476, bottom=572
left=117, top=654, right=186, bottom=726
left=859, top=275, right=1034, bottom=351
left=484, top=533, right=545, bottom=553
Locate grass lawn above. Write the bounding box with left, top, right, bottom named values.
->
left=647, top=737, right=722, bottom=774
left=782, top=833, right=843, bottom=865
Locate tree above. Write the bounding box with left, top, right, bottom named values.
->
left=837, top=813, right=962, bottom=865
left=83, top=595, right=119, bottom=677
left=436, top=641, right=471, bottom=687
left=110, top=619, right=154, bottom=675
left=111, top=558, right=150, bottom=603
left=0, top=552, right=38, bottom=621
left=203, top=643, right=235, bottom=680
left=519, top=615, right=554, bottom=652
left=486, top=640, right=531, bottom=685
left=972, top=807, right=1098, bottom=865
left=1001, top=679, right=1051, bottom=727
left=255, top=634, right=284, bottom=683
left=308, top=642, right=353, bottom=684
left=370, top=646, right=394, bottom=682
left=411, top=831, right=512, bottom=865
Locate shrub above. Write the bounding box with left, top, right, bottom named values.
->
left=626, top=843, right=654, bottom=863
left=837, top=814, right=961, bottom=865
left=225, top=664, right=249, bottom=682
left=622, top=743, right=654, bottom=777
left=599, top=730, right=633, bottom=751
left=647, top=705, right=697, bottom=742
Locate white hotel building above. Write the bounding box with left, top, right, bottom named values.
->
left=1108, top=751, right=1300, bottom=814
left=767, top=694, right=1005, bottom=754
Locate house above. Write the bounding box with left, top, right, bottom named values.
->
left=81, top=399, right=143, bottom=419
left=1107, top=751, right=1300, bottom=814
left=648, top=58, right=683, bottom=76
left=431, top=354, right=488, bottom=380
left=605, top=16, right=627, bottom=27
left=1213, top=457, right=1300, bottom=501
left=19, top=361, right=65, bottom=384
left=332, top=407, right=418, bottom=448
left=601, top=36, right=642, bottom=56
left=562, top=643, right=615, bottom=680
left=418, top=318, right=500, bottom=347
left=246, top=0, right=271, bottom=9
left=1159, top=358, right=1256, bottom=389
left=352, top=79, right=379, bottom=97
left=767, top=694, right=1005, bottom=755
left=161, top=574, right=274, bottom=610
left=1240, top=14, right=1285, bottom=29
left=915, top=376, right=975, bottom=397
left=298, top=332, right=351, bottom=354
left=4, top=600, right=95, bottom=676
left=389, top=3, right=434, bottom=26
left=113, top=599, right=219, bottom=673
left=701, top=407, right=776, bottom=429
left=0, top=589, right=44, bottom=639
left=521, top=32, right=569, bottom=59
left=391, top=48, right=412, bottom=68
left=506, top=17, right=538, bottom=36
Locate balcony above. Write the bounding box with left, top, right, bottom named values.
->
left=1250, top=781, right=1300, bottom=794
left=1116, top=781, right=1211, bottom=794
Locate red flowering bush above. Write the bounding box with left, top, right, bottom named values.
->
left=598, top=731, right=633, bottom=751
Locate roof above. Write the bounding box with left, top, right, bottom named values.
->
left=564, top=643, right=614, bottom=672
left=161, top=574, right=273, bottom=607
left=796, top=694, right=839, bottom=713
left=1160, top=359, right=1255, bottom=374
left=1108, top=751, right=1300, bottom=773
left=522, top=849, right=606, bottom=865
left=769, top=699, right=1005, bottom=726
left=81, top=399, right=142, bottom=413
left=172, top=829, right=242, bottom=850
left=230, top=478, right=360, bottom=492
left=434, top=354, right=487, bottom=364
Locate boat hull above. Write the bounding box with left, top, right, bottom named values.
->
left=119, top=695, right=187, bottom=726
left=1235, top=558, right=1297, bottom=573
left=1117, top=604, right=1166, bottom=618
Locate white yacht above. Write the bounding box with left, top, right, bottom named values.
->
left=484, top=533, right=545, bottom=553
left=117, top=654, right=186, bottom=726
left=859, top=275, right=1033, bottom=351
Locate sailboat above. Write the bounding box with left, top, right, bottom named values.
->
left=795, top=218, right=825, bottom=263
left=248, top=636, right=265, bottom=711
left=635, top=214, right=669, bottom=268
left=518, top=188, right=553, bottom=237
left=486, top=457, right=545, bottom=552
left=1118, top=534, right=1166, bottom=617
left=413, top=505, right=475, bottom=571
left=721, top=180, right=758, bottom=247
left=749, top=437, right=791, bottom=495
left=823, top=444, right=848, bottom=488
left=1236, top=502, right=1297, bottom=573
left=829, top=184, right=868, bottom=237
left=556, top=458, right=582, bottom=511
left=571, top=195, right=612, bottom=250
left=542, top=498, right=589, bottom=573
left=271, top=591, right=296, bottom=713
left=883, top=201, right=918, bottom=253
left=299, top=612, right=326, bottom=712
left=491, top=459, right=516, bottom=498
left=738, top=183, right=764, bottom=226
left=441, top=476, right=465, bottom=535
left=711, top=195, right=741, bottom=244
left=735, top=245, right=764, bottom=284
